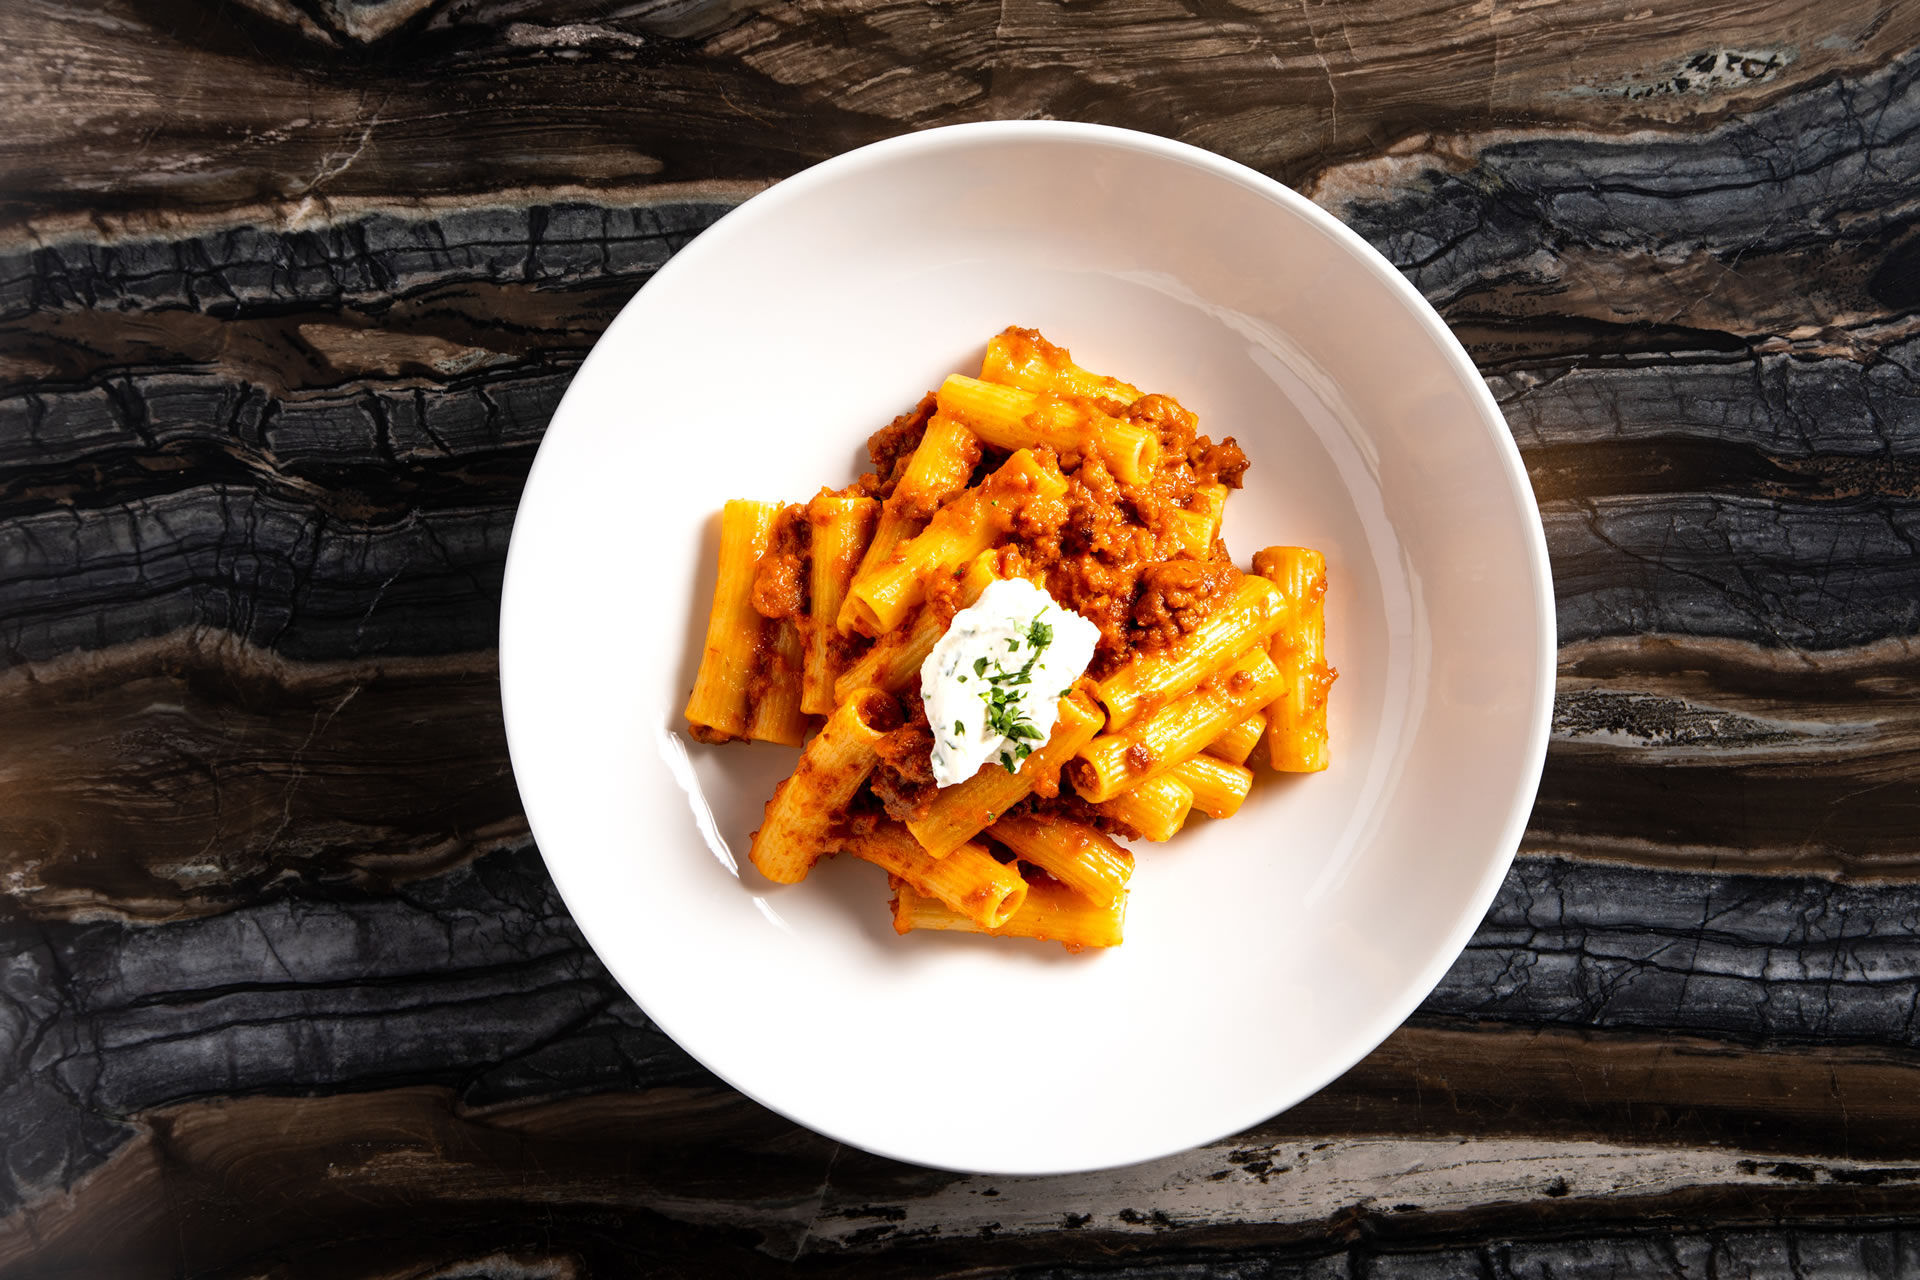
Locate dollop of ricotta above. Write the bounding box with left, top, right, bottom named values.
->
left=920, top=577, right=1100, bottom=787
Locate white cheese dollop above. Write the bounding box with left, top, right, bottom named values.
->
left=920, top=577, right=1100, bottom=788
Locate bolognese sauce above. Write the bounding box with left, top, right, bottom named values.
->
left=683, top=325, right=1331, bottom=949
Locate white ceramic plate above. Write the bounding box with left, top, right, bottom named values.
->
left=500, top=122, right=1554, bottom=1176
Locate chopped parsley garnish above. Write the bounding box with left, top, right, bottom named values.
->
left=973, top=613, right=1055, bottom=771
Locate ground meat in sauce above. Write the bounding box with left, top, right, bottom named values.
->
left=1125, top=393, right=1198, bottom=455
left=750, top=504, right=810, bottom=619
left=832, top=790, right=889, bottom=843
left=1191, top=436, right=1249, bottom=488
left=1124, top=742, right=1156, bottom=773
left=741, top=618, right=780, bottom=705
left=1011, top=430, right=1247, bottom=677
left=869, top=692, right=939, bottom=822
left=826, top=622, right=870, bottom=671
left=750, top=554, right=804, bottom=620
left=1131, top=559, right=1239, bottom=648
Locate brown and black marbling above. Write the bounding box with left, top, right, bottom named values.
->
left=3, top=0, right=1920, bottom=1275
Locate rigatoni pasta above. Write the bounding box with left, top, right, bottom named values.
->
left=843, top=448, right=1068, bottom=635
left=1173, top=753, right=1255, bottom=820
left=684, top=500, right=780, bottom=741
left=749, top=687, right=898, bottom=883
left=849, top=823, right=1028, bottom=929
left=684, top=326, right=1333, bottom=950
left=1089, top=574, right=1287, bottom=729
left=1252, top=546, right=1336, bottom=772
left=1095, top=773, right=1195, bottom=842
left=905, top=686, right=1102, bottom=858
left=747, top=618, right=808, bottom=748
left=1072, top=648, right=1286, bottom=803
left=838, top=411, right=981, bottom=633
left=832, top=551, right=1025, bottom=703
left=1205, top=709, right=1267, bottom=767
left=979, top=326, right=1142, bottom=407
left=891, top=877, right=1126, bottom=949
left=803, top=492, right=877, bottom=715
left=987, top=813, right=1132, bottom=908
left=936, top=375, right=1160, bottom=485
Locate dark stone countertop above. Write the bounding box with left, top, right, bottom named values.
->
left=3, top=0, right=1920, bottom=1275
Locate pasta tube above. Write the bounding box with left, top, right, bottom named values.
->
left=685, top=500, right=779, bottom=740
left=1253, top=546, right=1335, bottom=772
left=802, top=493, right=877, bottom=714
left=749, top=688, right=897, bottom=883
left=746, top=618, right=808, bottom=747
left=1091, top=574, right=1285, bottom=728
left=988, top=813, right=1132, bottom=908
left=1166, top=509, right=1218, bottom=561
left=1073, top=648, right=1285, bottom=803
left=979, top=326, right=1143, bottom=408
left=891, top=878, right=1125, bottom=951
left=907, top=686, right=1104, bottom=858
left=1095, top=773, right=1194, bottom=842
left=1173, top=754, right=1254, bottom=819
left=893, top=414, right=983, bottom=518
left=833, top=551, right=1008, bottom=703
left=936, top=375, right=1159, bottom=485
left=838, top=416, right=981, bottom=633
left=850, top=824, right=1027, bottom=929
left=843, top=449, right=1067, bottom=636
left=1204, top=710, right=1267, bottom=766
left=1165, top=485, right=1228, bottom=560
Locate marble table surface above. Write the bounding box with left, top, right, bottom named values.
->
left=4, top=0, right=1920, bottom=1275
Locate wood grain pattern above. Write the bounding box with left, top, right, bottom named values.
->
left=0, top=637, right=525, bottom=922
left=4, top=0, right=1917, bottom=231
left=8, top=1036, right=1920, bottom=1275
left=3, top=0, right=1918, bottom=1273
left=1540, top=636, right=1920, bottom=876
left=7, top=844, right=1920, bottom=1237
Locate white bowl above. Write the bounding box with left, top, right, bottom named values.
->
left=500, top=122, right=1555, bottom=1176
